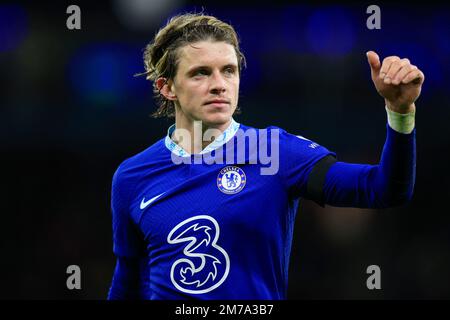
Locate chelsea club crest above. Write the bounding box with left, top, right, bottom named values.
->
left=217, top=166, right=246, bottom=194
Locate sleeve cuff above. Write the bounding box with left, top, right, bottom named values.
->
left=386, top=105, right=415, bottom=134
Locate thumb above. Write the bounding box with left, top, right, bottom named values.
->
left=366, top=50, right=381, bottom=77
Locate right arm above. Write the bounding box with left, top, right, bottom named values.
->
left=107, top=166, right=149, bottom=300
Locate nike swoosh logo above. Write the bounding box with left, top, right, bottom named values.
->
left=140, top=193, right=164, bottom=210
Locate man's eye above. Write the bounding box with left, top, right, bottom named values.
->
left=224, top=67, right=235, bottom=74
left=194, top=69, right=208, bottom=76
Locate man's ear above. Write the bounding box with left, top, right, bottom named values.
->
left=156, top=77, right=177, bottom=101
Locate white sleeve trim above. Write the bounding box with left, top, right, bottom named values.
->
left=386, top=105, right=415, bottom=134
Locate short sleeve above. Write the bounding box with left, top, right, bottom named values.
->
left=111, top=166, right=145, bottom=257
left=277, top=127, right=336, bottom=199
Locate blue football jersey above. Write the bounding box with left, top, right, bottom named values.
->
left=111, top=119, right=335, bottom=299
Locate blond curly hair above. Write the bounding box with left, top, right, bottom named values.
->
left=140, top=12, right=247, bottom=118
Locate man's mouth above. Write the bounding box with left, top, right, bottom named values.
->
left=204, top=99, right=230, bottom=105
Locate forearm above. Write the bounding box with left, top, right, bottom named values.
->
left=322, top=111, right=416, bottom=208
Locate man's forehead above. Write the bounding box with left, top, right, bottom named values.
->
left=178, top=41, right=237, bottom=67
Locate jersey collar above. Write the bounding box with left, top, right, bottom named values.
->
left=164, top=118, right=240, bottom=157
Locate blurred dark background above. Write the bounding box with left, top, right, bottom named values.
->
left=1, top=0, right=449, bottom=299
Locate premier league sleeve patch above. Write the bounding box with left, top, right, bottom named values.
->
left=217, top=166, right=247, bottom=194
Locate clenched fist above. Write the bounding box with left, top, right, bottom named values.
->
left=367, top=51, right=425, bottom=114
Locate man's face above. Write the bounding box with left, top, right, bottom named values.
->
left=169, top=40, right=240, bottom=128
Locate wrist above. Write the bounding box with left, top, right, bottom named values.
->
left=385, top=100, right=416, bottom=114
left=385, top=105, right=416, bottom=134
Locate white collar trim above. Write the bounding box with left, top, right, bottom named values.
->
left=164, top=118, right=240, bottom=157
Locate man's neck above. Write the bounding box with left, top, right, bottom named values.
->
left=172, top=118, right=232, bottom=154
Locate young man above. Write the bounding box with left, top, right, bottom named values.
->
left=107, top=13, right=423, bottom=299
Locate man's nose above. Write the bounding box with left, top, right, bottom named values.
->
left=209, top=71, right=226, bottom=93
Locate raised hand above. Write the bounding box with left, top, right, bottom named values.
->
left=367, top=51, right=425, bottom=114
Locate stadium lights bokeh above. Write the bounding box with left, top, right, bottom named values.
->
left=305, top=6, right=356, bottom=57
left=113, top=0, right=185, bottom=31
left=0, top=4, right=28, bottom=52
left=62, top=3, right=449, bottom=110
left=67, top=43, right=149, bottom=108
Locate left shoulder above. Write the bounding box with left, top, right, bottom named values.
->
left=237, top=123, right=328, bottom=153
left=264, top=125, right=318, bottom=146
left=265, top=125, right=334, bottom=156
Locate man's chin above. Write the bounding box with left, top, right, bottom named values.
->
left=201, top=113, right=232, bottom=128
